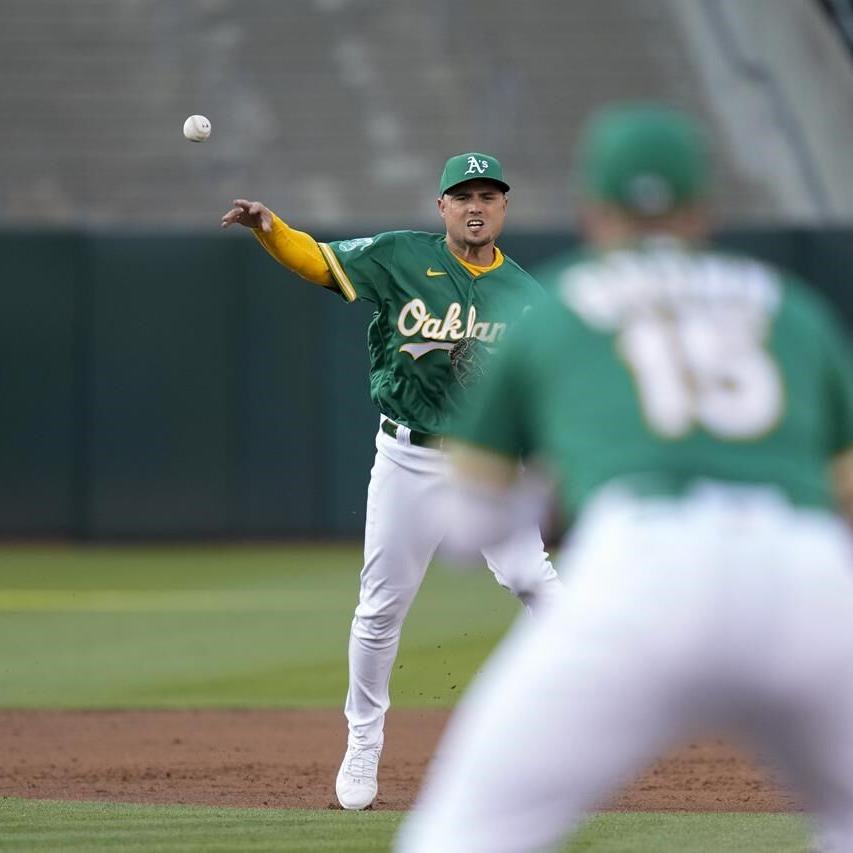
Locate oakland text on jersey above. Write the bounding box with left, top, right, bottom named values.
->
left=397, top=299, right=507, bottom=346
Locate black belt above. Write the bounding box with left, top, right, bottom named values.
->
left=381, top=418, right=444, bottom=449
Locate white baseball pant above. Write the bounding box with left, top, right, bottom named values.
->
left=396, top=482, right=853, bottom=853
left=344, top=420, right=561, bottom=749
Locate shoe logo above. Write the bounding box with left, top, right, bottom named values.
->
left=426, top=267, right=447, bottom=277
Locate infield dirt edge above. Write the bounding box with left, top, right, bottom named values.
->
left=0, top=708, right=799, bottom=812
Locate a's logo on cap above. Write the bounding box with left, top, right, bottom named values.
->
left=465, top=156, right=490, bottom=176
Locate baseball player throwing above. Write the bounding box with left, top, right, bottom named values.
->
left=396, top=106, right=853, bottom=852
left=221, top=153, right=561, bottom=811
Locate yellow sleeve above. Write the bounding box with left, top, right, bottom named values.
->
left=252, top=214, right=334, bottom=288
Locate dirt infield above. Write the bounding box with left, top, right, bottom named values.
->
left=0, top=709, right=798, bottom=812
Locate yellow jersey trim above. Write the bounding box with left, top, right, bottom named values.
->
left=453, top=246, right=505, bottom=278
left=318, top=243, right=358, bottom=303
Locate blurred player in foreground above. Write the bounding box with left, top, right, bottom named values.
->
left=396, top=104, right=853, bottom=852
left=221, top=154, right=560, bottom=810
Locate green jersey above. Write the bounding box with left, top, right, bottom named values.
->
left=318, top=231, right=542, bottom=434
left=454, top=240, right=853, bottom=512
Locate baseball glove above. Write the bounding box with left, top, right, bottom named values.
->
left=449, top=337, right=491, bottom=389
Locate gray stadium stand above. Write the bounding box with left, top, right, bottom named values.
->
left=0, top=0, right=851, bottom=229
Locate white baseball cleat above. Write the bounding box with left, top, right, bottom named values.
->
left=335, top=738, right=383, bottom=810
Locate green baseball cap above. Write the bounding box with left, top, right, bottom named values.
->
left=439, top=152, right=510, bottom=196
left=577, top=104, right=709, bottom=215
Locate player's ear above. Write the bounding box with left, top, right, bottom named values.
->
left=437, top=195, right=448, bottom=219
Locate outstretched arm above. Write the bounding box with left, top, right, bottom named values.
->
left=221, top=199, right=334, bottom=288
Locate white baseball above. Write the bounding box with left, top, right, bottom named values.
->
left=183, top=115, right=211, bottom=142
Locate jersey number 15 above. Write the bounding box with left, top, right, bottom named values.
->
left=618, top=314, right=784, bottom=440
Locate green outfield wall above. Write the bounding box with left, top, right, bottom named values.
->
left=1, top=228, right=851, bottom=540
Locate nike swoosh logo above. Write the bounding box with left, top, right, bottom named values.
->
left=426, top=267, right=447, bottom=277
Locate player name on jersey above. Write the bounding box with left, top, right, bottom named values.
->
left=560, top=248, right=781, bottom=330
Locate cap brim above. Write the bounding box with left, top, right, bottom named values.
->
left=441, top=177, right=510, bottom=195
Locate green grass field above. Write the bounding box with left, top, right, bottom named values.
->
left=0, top=545, right=516, bottom=708
left=0, top=545, right=811, bottom=851
left=0, top=800, right=809, bottom=852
